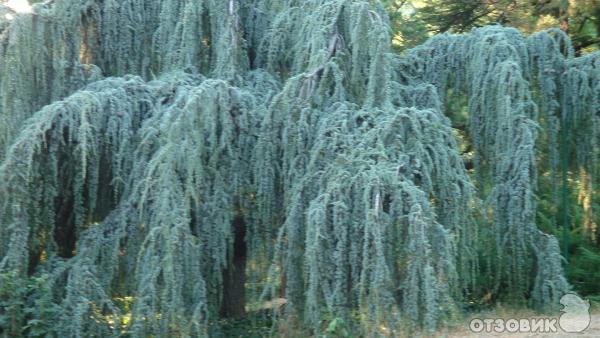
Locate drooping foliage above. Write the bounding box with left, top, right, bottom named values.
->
left=401, top=25, right=599, bottom=305
left=0, top=0, right=597, bottom=337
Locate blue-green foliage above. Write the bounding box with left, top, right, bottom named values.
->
left=0, top=0, right=597, bottom=337
left=402, top=24, right=600, bottom=309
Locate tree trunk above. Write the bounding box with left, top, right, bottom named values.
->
left=220, top=215, right=247, bottom=318
left=54, top=190, right=76, bottom=258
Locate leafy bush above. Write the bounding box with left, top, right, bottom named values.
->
left=0, top=272, right=59, bottom=337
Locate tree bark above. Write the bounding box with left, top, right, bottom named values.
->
left=54, top=188, right=76, bottom=258
left=220, top=215, right=247, bottom=318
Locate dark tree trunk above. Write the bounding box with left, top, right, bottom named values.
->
left=54, top=189, right=76, bottom=258
left=220, top=215, right=247, bottom=318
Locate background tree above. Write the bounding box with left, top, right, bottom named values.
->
left=383, top=0, right=600, bottom=54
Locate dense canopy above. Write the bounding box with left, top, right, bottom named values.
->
left=0, top=0, right=598, bottom=337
